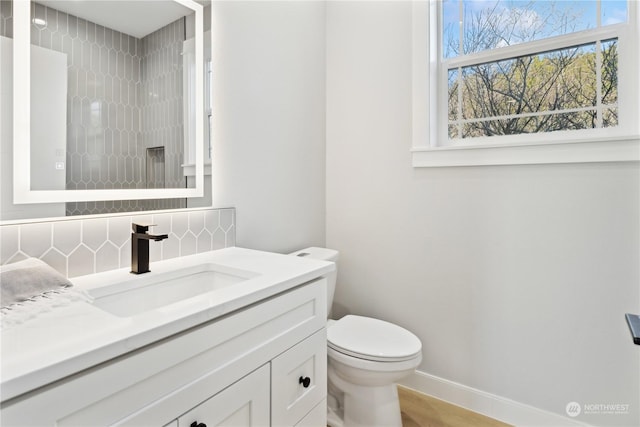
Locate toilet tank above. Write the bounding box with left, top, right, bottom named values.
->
left=289, top=247, right=338, bottom=318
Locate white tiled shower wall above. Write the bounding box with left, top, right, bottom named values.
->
left=0, top=208, right=235, bottom=278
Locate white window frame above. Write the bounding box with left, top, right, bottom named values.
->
left=411, top=0, right=640, bottom=167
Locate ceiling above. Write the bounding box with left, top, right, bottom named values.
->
left=42, top=1, right=196, bottom=39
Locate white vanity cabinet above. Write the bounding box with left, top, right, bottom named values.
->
left=0, top=278, right=327, bottom=427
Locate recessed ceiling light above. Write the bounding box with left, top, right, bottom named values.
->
left=32, top=18, right=46, bottom=26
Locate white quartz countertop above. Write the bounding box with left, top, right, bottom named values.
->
left=0, top=247, right=334, bottom=402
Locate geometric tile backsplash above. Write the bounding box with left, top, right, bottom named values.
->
left=0, top=208, right=235, bottom=278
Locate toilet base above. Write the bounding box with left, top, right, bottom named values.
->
left=328, top=364, right=403, bottom=427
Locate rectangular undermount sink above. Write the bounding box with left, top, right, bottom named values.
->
left=87, top=263, right=259, bottom=317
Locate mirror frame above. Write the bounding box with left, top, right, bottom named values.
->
left=12, top=0, right=204, bottom=204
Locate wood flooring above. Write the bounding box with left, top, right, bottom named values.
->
left=398, top=386, right=513, bottom=427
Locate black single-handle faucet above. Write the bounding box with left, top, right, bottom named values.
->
left=131, top=223, right=169, bottom=274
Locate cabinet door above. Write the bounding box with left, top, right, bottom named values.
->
left=271, top=329, right=327, bottom=426
left=177, top=364, right=270, bottom=427
left=295, top=398, right=326, bottom=427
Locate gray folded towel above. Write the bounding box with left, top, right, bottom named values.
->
left=1, top=258, right=73, bottom=307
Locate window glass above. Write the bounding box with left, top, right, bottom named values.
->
left=443, top=0, right=627, bottom=59
left=442, top=0, right=625, bottom=140
left=601, top=0, right=628, bottom=25
left=447, top=39, right=618, bottom=138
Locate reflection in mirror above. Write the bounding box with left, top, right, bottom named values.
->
left=0, top=0, right=209, bottom=219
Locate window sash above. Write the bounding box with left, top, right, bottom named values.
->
left=434, top=0, right=636, bottom=147
left=446, top=37, right=620, bottom=138
left=442, top=24, right=623, bottom=69
left=410, top=0, right=639, bottom=166
left=450, top=104, right=618, bottom=126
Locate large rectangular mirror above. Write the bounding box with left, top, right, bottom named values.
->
left=1, top=0, right=207, bottom=219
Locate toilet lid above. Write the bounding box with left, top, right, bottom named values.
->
left=327, top=315, right=422, bottom=362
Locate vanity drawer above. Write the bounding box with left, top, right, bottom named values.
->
left=271, top=328, right=327, bottom=426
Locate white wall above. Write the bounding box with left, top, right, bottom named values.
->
left=326, top=2, right=640, bottom=426
left=211, top=1, right=326, bottom=253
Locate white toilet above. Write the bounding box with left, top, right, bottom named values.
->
left=290, top=247, right=422, bottom=427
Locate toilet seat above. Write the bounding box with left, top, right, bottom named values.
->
left=328, top=345, right=422, bottom=374
left=327, top=315, right=422, bottom=362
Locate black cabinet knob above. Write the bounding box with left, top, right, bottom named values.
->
left=299, top=376, right=311, bottom=388
left=191, top=422, right=207, bottom=427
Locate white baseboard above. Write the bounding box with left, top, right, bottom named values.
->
left=399, top=370, right=593, bottom=427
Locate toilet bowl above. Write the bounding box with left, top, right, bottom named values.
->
left=290, top=248, right=423, bottom=427
left=327, top=315, right=422, bottom=427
